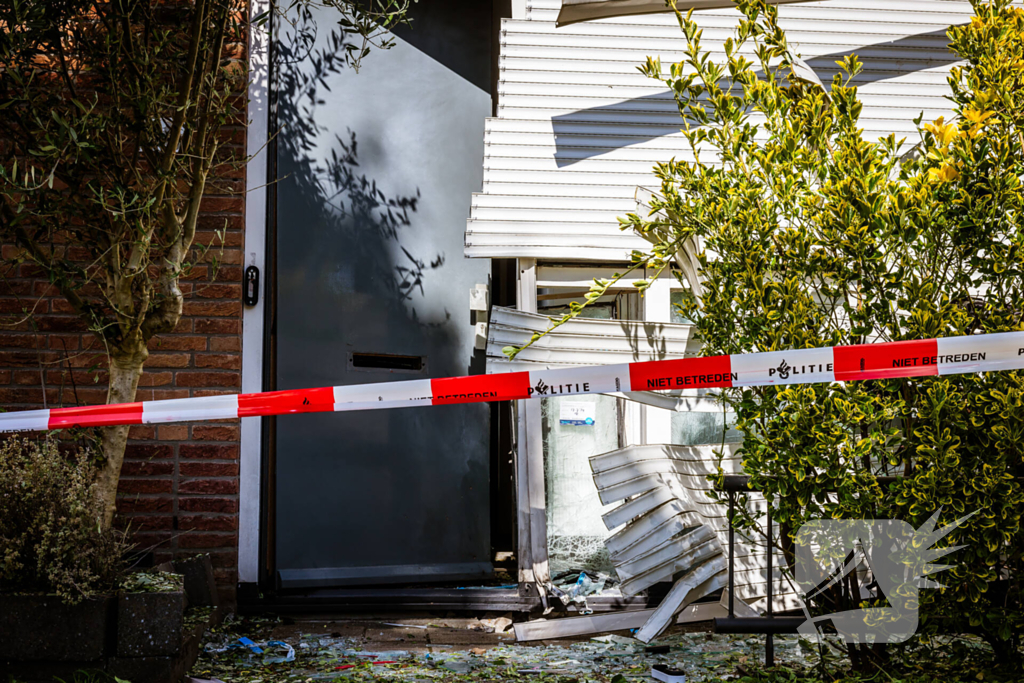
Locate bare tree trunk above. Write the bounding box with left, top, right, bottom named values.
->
left=94, top=341, right=149, bottom=529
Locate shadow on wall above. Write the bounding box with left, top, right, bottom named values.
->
left=550, top=27, right=964, bottom=166
left=274, top=15, right=449, bottom=315
left=269, top=3, right=494, bottom=581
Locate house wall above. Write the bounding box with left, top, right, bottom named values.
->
left=0, top=47, right=248, bottom=606
left=472, top=0, right=980, bottom=603
left=467, top=0, right=977, bottom=260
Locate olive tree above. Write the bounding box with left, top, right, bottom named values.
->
left=0, top=0, right=411, bottom=528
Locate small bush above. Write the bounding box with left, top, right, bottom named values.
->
left=0, top=436, right=129, bottom=603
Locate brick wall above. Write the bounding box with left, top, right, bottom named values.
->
left=0, top=129, right=247, bottom=604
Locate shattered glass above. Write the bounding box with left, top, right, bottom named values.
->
left=535, top=302, right=624, bottom=578
left=542, top=393, right=620, bottom=577
left=671, top=409, right=740, bottom=446
left=669, top=291, right=741, bottom=447
left=193, top=615, right=839, bottom=682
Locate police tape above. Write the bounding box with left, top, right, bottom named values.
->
left=3, top=331, right=1024, bottom=433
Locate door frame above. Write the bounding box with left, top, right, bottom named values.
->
left=238, top=0, right=271, bottom=589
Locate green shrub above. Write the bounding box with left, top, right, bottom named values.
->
left=0, top=437, right=128, bottom=603
left=611, top=0, right=1024, bottom=667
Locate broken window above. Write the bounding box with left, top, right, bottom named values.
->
left=668, top=290, right=740, bottom=446
left=538, top=297, right=625, bottom=577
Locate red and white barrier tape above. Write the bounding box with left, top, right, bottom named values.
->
left=3, top=331, right=1024, bottom=433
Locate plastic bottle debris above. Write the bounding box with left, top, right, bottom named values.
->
left=263, top=640, right=296, bottom=664
left=546, top=572, right=610, bottom=616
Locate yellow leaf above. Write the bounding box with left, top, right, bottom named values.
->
left=923, top=116, right=960, bottom=148
left=928, top=163, right=960, bottom=183
left=962, top=108, right=995, bottom=126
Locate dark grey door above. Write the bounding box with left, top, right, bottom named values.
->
left=272, top=2, right=493, bottom=587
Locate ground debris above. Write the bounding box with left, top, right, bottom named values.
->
left=188, top=614, right=824, bottom=682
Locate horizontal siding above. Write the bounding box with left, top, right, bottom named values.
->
left=466, top=0, right=979, bottom=261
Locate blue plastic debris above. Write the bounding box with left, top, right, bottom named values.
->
left=238, top=637, right=264, bottom=654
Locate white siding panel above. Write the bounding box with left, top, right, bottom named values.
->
left=466, top=0, right=982, bottom=260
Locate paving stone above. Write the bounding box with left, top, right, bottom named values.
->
left=366, top=626, right=431, bottom=642
left=427, top=627, right=514, bottom=645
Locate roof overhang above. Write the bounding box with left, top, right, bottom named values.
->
left=557, top=0, right=820, bottom=27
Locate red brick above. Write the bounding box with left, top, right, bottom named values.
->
left=206, top=550, right=239, bottom=568
left=175, top=371, right=240, bottom=387
left=180, top=462, right=238, bottom=477
left=209, top=337, right=241, bottom=352
left=35, top=316, right=88, bottom=332
left=127, top=426, right=156, bottom=440
left=178, top=515, right=238, bottom=532
left=13, top=370, right=40, bottom=385
left=130, top=532, right=175, bottom=550
left=64, top=351, right=105, bottom=368
left=0, top=281, right=33, bottom=295
left=178, top=479, right=238, bottom=495
left=196, top=284, right=242, bottom=299
left=0, top=334, right=45, bottom=349
left=137, top=371, right=173, bottom=387
left=146, top=353, right=191, bottom=368
left=121, top=461, right=174, bottom=476
left=44, top=369, right=108, bottom=385
left=214, top=569, right=238, bottom=584
left=158, top=425, right=189, bottom=441
left=117, top=496, right=174, bottom=514
left=199, top=196, right=243, bottom=213
left=197, top=214, right=243, bottom=232
left=180, top=443, right=238, bottom=459
left=147, top=335, right=208, bottom=351
left=124, top=444, right=174, bottom=459
left=48, top=334, right=81, bottom=350
left=70, top=388, right=108, bottom=404
left=0, top=298, right=38, bottom=314
left=179, top=532, right=237, bottom=549
left=118, top=478, right=173, bottom=494
left=150, top=389, right=190, bottom=400
left=183, top=301, right=241, bottom=317
left=193, top=390, right=238, bottom=398
left=195, top=354, right=241, bottom=370
left=123, top=515, right=175, bottom=531
left=179, top=497, right=238, bottom=513
left=194, top=318, right=240, bottom=334
left=192, top=425, right=239, bottom=441
left=0, top=387, right=55, bottom=404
